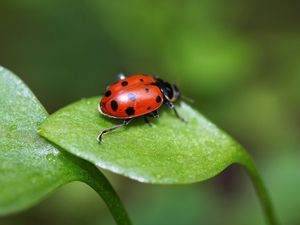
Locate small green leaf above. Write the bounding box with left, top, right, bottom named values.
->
left=0, top=67, right=131, bottom=225
left=39, top=97, right=247, bottom=184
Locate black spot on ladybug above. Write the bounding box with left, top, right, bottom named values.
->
left=110, top=100, right=118, bottom=111
left=128, top=93, right=136, bottom=102
left=147, top=106, right=151, bottom=110
left=105, top=90, right=112, bottom=97
left=140, top=78, right=144, bottom=82
left=125, top=107, right=135, bottom=116
left=121, top=81, right=128, bottom=86
left=156, top=96, right=162, bottom=103
left=145, top=88, right=150, bottom=93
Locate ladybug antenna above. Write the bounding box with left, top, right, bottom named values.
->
left=181, top=95, right=195, bottom=104
left=118, top=73, right=126, bottom=80
left=173, top=78, right=194, bottom=103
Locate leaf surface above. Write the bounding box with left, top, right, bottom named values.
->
left=40, top=96, right=247, bottom=184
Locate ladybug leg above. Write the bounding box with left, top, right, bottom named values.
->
left=143, top=116, right=152, bottom=126
left=97, top=118, right=133, bottom=143
left=143, top=111, right=159, bottom=126
left=151, top=110, right=160, bottom=118
left=173, top=107, right=186, bottom=123
left=165, top=101, right=186, bottom=123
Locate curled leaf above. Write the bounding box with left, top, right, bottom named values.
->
left=0, top=67, right=131, bottom=225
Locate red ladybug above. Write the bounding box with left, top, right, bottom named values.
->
left=97, top=74, right=184, bottom=142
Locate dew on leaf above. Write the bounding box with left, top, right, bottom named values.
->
left=46, top=153, right=56, bottom=161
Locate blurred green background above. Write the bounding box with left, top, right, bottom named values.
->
left=0, top=0, right=299, bottom=225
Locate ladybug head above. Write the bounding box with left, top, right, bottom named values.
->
left=155, top=78, right=181, bottom=103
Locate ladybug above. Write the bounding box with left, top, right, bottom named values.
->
left=97, top=74, right=184, bottom=142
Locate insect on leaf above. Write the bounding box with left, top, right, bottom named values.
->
left=39, top=82, right=278, bottom=225
left=39, top=96, right=248, bottom=184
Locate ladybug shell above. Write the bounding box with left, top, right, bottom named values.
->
left=99, top=75, right=164, bottom=119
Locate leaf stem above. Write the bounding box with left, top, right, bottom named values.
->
left=237, top=149, right=279, bottom=225
left=80, top=164, right=132, bottom=225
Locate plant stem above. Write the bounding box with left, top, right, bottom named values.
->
left=237, top=149, right=279, bottom=225
left=81, top=164, right=132, bottom=225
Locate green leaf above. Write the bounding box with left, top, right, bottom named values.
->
left=39, top=97, right=246, bottom=184
left=39, top=96, right=279, bottom=225
left=0, top=67, right=131, bottom=225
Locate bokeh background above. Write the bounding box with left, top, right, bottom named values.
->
left=0, top=1, right=299, bottom=225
